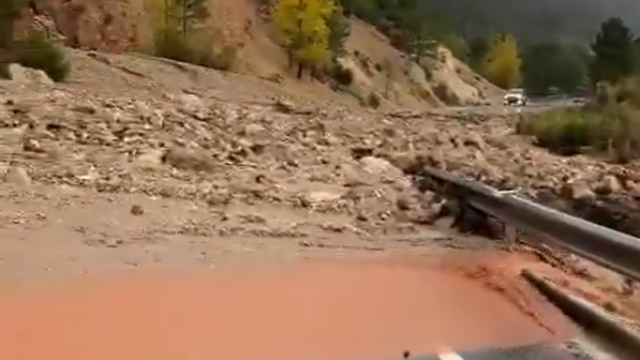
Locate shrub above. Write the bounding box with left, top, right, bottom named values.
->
left=367, top=92, right=381, bottom=108
left=327, top=61, right=353, bottom=86
left=517, top=81, right=640, bottom=162
left=17, top=31, right=70, bottom=82
left=517, top=108, right=597, bottom=155
left=153, top=28, right=237, bottom=71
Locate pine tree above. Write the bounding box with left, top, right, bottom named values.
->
left=326, top=4, right=350, bottom=58
left=174, top=0, right=209, bottom=37
left=590, top=17, right=635, bottom=84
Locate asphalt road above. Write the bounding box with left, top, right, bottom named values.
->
left=429, top=96, right=581, bottom=117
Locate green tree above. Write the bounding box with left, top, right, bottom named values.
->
left=174, top=0, right=209, bottom=37
left=521, top=41, right=588, bottom=94
left=441, top=34, right=469, bottom=62
left=149, top=0, right=208, bottom=38
left=482, top=33, right=521, bottom=89
left=406, top=27, right=438, bottom=64
left=590, top=17, right=635, bottom=84
left=148, top=0, right=235, bottom=70
left=0, top=1, right=71, bottom=81
left=272, top=0, right=337, bottom=78
left=468, top=36, right=489, bottom=70
left=326, top=3, right=350, bottom=58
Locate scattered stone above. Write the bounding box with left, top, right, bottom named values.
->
left=3, top=166, right=32, bottom=186
left=130, top=204, right=144, bottom=215
left=134, top=149, right=164, bottom=170
left=560, top=180, right=596, bottom=201
left=595, top=175, right=622, bottom=195
left=461, top=133, right=486, bottom=150
left=359, top=156, right=403, bottom=182
left=175, top=93, right=206, bottom=117
left=297, top=191, right=342, bottom=209
left=273, top=97, right=295, bottom=113
left=7, top=64, right=54, bottom=86
left=22, top=138, right=45, bottom=153
left=162, top=146, right=216, bottom=173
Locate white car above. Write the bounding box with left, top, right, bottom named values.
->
left=503, top=88, right=528, bottom=106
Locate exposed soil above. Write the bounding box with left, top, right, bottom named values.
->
left=17, top=0, right=501, bottom=109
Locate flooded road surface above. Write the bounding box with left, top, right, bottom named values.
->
left=0, top=259, right=576, bottom=360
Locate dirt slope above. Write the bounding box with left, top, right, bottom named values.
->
left=343, top=19, right=503, bottom=108
left=20, top=0, right=501, bottom=109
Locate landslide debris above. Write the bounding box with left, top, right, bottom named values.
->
left=3, top=54, right=640, bottom=241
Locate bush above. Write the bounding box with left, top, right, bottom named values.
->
left=367, top=92, right=381, bottom=108
left=517, top=108, right=598, bottom=155
left=17, top=31, right=70, bottom=82
left=327, top=61, right=353, bottom=86
left=153, top=28, right=237, bottom=71
left=517, top=81, right=640, bottom=162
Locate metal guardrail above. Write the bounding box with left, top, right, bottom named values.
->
left=419, top=167, right=640, bottom=282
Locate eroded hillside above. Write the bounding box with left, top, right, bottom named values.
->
left=18, top=0, right=502, bottom=109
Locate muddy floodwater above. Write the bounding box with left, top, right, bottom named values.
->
left=0, top=259, right=576, bottom=360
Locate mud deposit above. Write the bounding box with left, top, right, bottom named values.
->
left=0, top=259, right=576, bottom=360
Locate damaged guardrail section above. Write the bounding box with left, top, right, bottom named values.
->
left=418, top=166, right=640, bottom=282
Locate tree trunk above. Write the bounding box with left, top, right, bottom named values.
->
left=287, top=51, right=293, bottom=69
left=181, top=0, right=187, bottom=37
left=297, top=62, right=303, bottom=79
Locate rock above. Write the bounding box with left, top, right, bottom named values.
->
left=297, top=191, right=342, bottom=209
left=162, top=146, right=216, bottom=173
left=383, top=151, right=445, bottom=174
left=274, top=97, right=295, bottom=113
left=22, top=138, right=45, bottom=153
left=241, top=123, right=268, bottom=138
left=72, top=102, right=99, bottom=115
left=130, top=204, right=144, bottom=215
left=3, top=166, right=32, bottom=186
left=341, top=163, right=370, bottom=187
left=560, top=180, right=596, bottom=201
left=175, top=94, right=207, bottom=118
left=7, top=64, right=54, bottom=86
left=206, top=190, right=232, bottom=207
left=395, top=195, right=417, bottom=211
left=461, top=133, right=486, bottom=150
left=134, top=149, right=164, bottom=170
left=382, top=152, right=419, bottom=174
left=595, top=175, right=622, bottom=195
left=359, top=156, right=403, bottom=182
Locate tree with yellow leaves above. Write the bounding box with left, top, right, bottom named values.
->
left=482, top=34, right=522, bottom=89
left=271, top=0, right=337, bottom=78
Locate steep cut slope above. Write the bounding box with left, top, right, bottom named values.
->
left=18, top=0, right=500, bottom=108
left=341, top=19, right=503, bottom=108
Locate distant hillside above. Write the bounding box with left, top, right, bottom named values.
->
left=420, top=0, right=640, bottom=43
left=15, top=0, right=502, bottom=109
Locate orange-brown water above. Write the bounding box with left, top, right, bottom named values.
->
left=0, top=260, right=575, bottom=360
